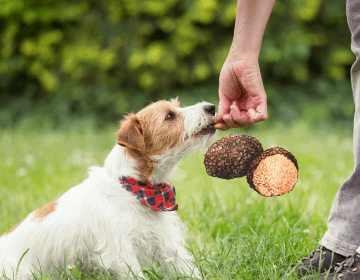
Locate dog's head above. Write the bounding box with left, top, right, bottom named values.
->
left=116, top=97, right=217, bottom=182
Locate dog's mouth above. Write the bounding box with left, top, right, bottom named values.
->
left=183, top=119, right=217, bottom=141
left=184, top=122, right=216, bottom=141
left=194, top=123, right=216, bottom=137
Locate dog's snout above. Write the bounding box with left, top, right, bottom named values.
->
left=203, top=104, right=215, bottom=116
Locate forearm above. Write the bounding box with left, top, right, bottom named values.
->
left=229, top=0, right=276, bottom=59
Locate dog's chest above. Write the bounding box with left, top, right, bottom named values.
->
left=126, top=208, right=176, bottom=261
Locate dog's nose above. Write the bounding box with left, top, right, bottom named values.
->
left=203, top=104, right=216, bottom=116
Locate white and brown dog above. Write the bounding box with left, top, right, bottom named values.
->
left=0, top=98, right=217, bottom=279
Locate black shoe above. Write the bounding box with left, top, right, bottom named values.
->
left=294, top=246, right=347, bottom=277
left=315, top=252, right=360, bottom=279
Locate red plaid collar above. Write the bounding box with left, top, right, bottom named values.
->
left=119, top=176, right=178, bottom=212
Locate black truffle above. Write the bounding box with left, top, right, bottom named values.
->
left=246, top=147, right=298, bottom=197
left=204, top=134, right=263, bottom=179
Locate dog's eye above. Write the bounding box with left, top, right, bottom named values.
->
left=165, top=111, right=176, bottom=121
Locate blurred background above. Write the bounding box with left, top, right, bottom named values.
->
left=0, top=0, right=354, bottom=132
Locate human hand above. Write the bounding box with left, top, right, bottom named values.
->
left=213, top=56, right=268, bottom=131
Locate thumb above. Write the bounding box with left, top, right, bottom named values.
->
left=254, top=102, right=268, bottom=121
left=214, top=95, right=231, bottom=124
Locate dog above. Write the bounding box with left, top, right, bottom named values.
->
left=0, top=98, right=217, bottom=279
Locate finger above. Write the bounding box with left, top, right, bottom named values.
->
left=213, top=122, right=230, bottom=131
left=231, top=103, right=267, bottom=126
left=255, top=103, right=268, bottom=122
left=214, top=94, right=231, bottom=124
left=223, top=113, right=245, bottom=129
left=214, top=120, right=247, bottom=130
left=229, top=105, right=253, bottom=126
left=246, top=108, right=256, bottom=124
left=248, top=108, right=256, bottom=120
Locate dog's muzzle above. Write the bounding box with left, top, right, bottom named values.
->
left=194, top=122, right=216, bottom=137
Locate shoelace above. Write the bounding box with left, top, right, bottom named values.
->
left=332, top=253, right=360, bottom=275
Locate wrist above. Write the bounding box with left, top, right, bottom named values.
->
left=225, top=49, right=259, bottom=64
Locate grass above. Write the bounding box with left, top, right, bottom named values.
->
left=0, top=118, right=355, bottom=279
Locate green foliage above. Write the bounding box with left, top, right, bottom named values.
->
left=0, top=0, right=354, bottom=126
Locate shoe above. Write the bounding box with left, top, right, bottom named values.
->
left=315, top=252, right=360, bottom=279
left=294, top=245, right=347, bottom=277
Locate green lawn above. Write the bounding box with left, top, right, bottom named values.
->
left=0, top=119, right=355, bottom=279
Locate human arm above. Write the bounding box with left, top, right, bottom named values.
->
left=213, top=0, right=276, bottom=130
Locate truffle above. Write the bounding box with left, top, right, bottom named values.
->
left=246, top=147, right=298, bottom=197
left=204, top=134, right=263, bottom=179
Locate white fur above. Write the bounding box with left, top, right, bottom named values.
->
left=0, top=100, right=217, bottom=279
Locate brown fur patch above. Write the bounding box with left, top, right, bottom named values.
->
left=32, top=199, right=58, bottom=222
left=117, top=113, right=145, bottom=151
left=117, top=100, right=185, bottom=183
left=4, top=217, right=26, bottom=235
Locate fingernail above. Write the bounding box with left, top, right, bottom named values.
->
left=248, top=109, right=256, bottom=119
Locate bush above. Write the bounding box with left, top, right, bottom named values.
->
left=0, top=0, right=354, bottom=127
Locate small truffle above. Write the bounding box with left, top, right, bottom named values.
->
left=204, top=134, right=263, bottom=179
left=246, top=147, right=298, bottom=197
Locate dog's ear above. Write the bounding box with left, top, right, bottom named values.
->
left=117, top=113, right=145, bottom=151
left=170, top=96, right=180, bottom=107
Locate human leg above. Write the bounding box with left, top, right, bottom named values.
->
left=294, top=0, right=360, bottom=277
left=321, top=0, right=360, bottom=258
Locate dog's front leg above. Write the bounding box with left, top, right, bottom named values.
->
left=164, top=246, right=201, bottom=279
left=104, top=254, right=145, bottom=280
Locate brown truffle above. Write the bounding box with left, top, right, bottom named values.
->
left=246, top=147, right=298, bottom=197
left=204, top=134, right=263, bottom=179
